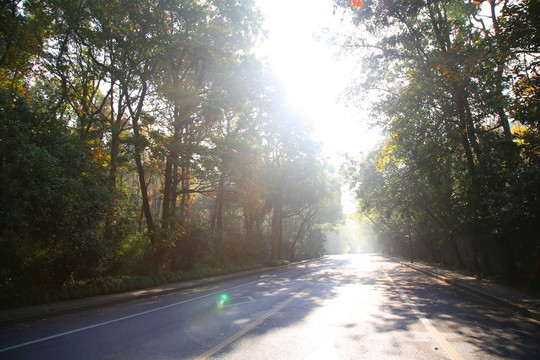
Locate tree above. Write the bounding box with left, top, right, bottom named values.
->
left=0, top=87, right=110, bottom=291
left=335, top=0, right=540, bottom=279
left=261, top=90, right=342, bottom=260
left=285, top=165, right=342, bottom=261
left=1, top=0, right=344, bottom=308
left=0, top=0, right=114, bottom=292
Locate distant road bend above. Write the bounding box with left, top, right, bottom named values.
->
left=1, top=254, right=539, bottom=359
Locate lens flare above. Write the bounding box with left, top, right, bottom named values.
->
left=219, top=294, right=229, bottom=304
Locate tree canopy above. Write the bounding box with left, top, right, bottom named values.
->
left=0, top=0, right=342, bottom=308
left=337, top=0, right=540, bottom=282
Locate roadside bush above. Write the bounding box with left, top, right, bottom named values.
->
left=169, top=224, right=211, bottom=272
left=0, top=93, right=112, bottom=289
left=0, top=261, right=264, bottom=310
left=263, top=259, right=290, bottom=267
left=113, top=235, right=156, bottom=276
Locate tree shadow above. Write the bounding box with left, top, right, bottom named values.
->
left=385, top=264, right=540, bottom=359
left=213, top=255, right=540, bottom=359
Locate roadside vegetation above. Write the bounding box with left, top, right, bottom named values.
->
left=0, top=0, right=341, bottom=309
left=337, top=0, right=540, bottom=287
left=2, top=0, right=538, bottom=309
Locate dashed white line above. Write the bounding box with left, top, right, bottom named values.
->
left=0, top=267, right=301, bottom=353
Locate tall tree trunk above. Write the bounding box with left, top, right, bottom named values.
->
left=162, top=108, right=191, bottom=245
left=104, top=93, right=124, bottom=245
left=453, top=87, right=482, bottom=161
left=289, top=212, right=312, bottom=262
left=180, top=165, right=188, bottom=216
left=171, top=156, right=180, bottom=226
left=427, top=0, right=481, bottom=178
left=129, top=82, right=165, bottom=272
left=289, top=210, right=317, bottom=261
left=244, top=211, right=251, bottom=238
left=488, top=0, right=513, bottom=141
left=271, top=169, right=289, bottom=260
left=162, top=121, right=181, bottom=235
left=212, top=172, right=226, bottom=251
left=270, top=193, right=283, bottom=261
left=162, top=157, right=173, bottom=233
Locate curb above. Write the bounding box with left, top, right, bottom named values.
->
left=0, top=260, right=317, bottom=328
left=400, top=262, right=540, bottom=323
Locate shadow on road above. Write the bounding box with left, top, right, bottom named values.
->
left=215, top=254, right=540, bottom=359
left=384, top=263, right=540, bottom=359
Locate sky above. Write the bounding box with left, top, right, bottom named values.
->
left=254, top=0, right=381, bottom=213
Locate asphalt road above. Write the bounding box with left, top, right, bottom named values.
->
left=1, top=254, right=539, bottom=359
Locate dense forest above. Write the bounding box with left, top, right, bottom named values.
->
left=0, top=0, right=342, bottom=307
left=338, top=0, right=540, bottom=285
left=2, top=0, right=539, bottom=308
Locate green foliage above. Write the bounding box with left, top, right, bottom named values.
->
left=0, top=0, right=338, bottom=309
left=113, top=233, right=156, bottom=276
left=169, top=223, right=212, bottom=272
left=262, top=259, right=290, bottom=267
left=1, top=261, right=264, bottom=309
left=337, top=0, right=540, bottom=280
left=0, top=90, right=111, bottom=289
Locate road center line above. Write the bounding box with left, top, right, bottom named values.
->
left=194, top=293, right=299, bottom=360
left=0, top=267, right=300, bottom=354
left=378, top=265, right=465, bottom=360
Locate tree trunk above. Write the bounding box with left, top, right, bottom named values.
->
left=129, top=82, right=166, bottom=272
left=162, top=113, right=184, bottom=235
left=212, top=172, right=226, bottom=251
left=162, top=157, right=173, bottom=232
left=426, top=1, right=481, bottom=179
left=289, top=209, right=317, bottom=261
left=244, top=210, right=252, bottom=239
left=488, top=0, right=513, bottom=141
left=104, top=100, right=122, bottom=246
left=453, top=87, right=482, bottom=172
left=271, top=193, right=283, bottom=261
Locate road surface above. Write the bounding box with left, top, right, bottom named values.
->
left=1, top=254, right=539, bottom=359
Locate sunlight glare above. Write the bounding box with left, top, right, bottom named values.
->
left=256, top=0, right=382, bottom=216
left=255, top=0, right=381, bottom=168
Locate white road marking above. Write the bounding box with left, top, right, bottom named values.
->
left=378, top=265, right=465, bottom=360
left=0, top=268, right=300, bottom=353
left=195, top=294, right=299, bottom=360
